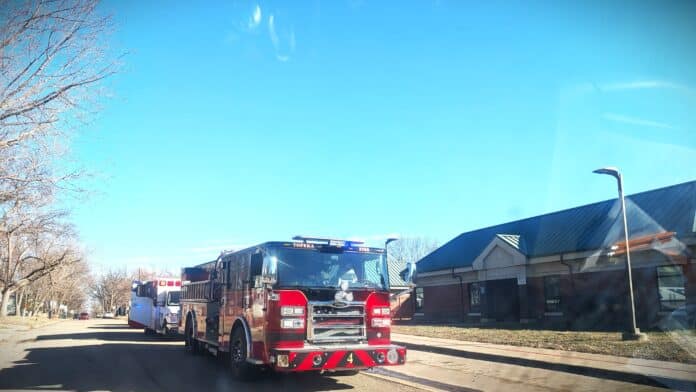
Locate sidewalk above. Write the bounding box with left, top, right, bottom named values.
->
left=390, top=333, right=696, bottom=391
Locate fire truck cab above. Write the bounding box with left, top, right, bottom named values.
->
left=180, top=236, right=407, bottom=379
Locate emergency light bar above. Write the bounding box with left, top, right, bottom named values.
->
left=154, top=279, right=181, bottom=287
left=292, top=235, right=364, bottom=247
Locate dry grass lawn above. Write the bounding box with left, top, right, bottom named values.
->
left=392, top=324, right=696, bottom=364
left=0, top=315, right=63, bottom=330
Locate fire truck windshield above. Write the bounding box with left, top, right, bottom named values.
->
left=271, top=248, right=390, bottom=291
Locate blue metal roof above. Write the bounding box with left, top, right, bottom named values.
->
left=388, top=255, right=408, bottom=288
left=418, top=180, right=696, bottom=273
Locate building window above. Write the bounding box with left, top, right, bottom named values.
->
left=657, top=266, right=685, bottom=311
left=415, top=287, right=424, bottom=312
left=544, top=276, right=561, bottom=313
left=469, top=282, right=481, bottom=313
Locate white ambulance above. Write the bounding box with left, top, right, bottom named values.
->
left=129, top=278, right=181, bottom=335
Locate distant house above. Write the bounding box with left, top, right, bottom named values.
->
left=411, top=181, right=695, bottom=330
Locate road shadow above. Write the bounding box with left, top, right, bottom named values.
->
left=0, top=342, right=359, bottom=392
left=88, top=323, right=134, bottom=330
left=394, top=341, right=695, bottom=391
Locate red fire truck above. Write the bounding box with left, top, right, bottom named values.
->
left=180, top=236, right=408, bottom=379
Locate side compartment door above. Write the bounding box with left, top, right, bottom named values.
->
left=206, top=276, right=221, bottom=342
left=218, top=257, right=231, bottom=346
left=249, top=252, right=266, bottom=350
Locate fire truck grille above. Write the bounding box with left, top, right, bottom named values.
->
left=308, top=302, right=366, bottom=343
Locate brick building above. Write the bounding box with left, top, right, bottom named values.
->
left=412, top=181, right=696, bottom=330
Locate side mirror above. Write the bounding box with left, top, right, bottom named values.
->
left=251, top=253, right=277, bottom=287
left=250, top=253, right=263, bottom=277
left=266, top=255, right=277, bottom=275
left=256, top=275, right=275, bottom=287
left=261, top=256, right=278, bottom=286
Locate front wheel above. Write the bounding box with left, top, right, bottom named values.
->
left=229, top=327, right=258, bottom=381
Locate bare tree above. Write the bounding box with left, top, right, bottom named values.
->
left=90, top=268, right=130, bottom=313
left=131, top=267, right=177, bottom=282
left=0, top=0, right=119, bottom=316
left=37, top=258, right=90, bottom=316
left=388, top=236, right=439, bottom=265
left=55, top=260, right=91, bottom=312
left=0, top=0, right=118, bottom=202
left=0, top=202, right=82, bottom=315
left=0, top=0, right=118, bottom=147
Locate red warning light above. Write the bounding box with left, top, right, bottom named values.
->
left=159, top=280, right=165, bottom=286
left=175, top=281, right=181, bottom=286
left=167, top=281, right=174, bottom=287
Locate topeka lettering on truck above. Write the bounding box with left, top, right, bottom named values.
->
left=179, top=236, right=407, bottom=379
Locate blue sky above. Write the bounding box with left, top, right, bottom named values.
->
left=72, top=0, right=696, bottom=272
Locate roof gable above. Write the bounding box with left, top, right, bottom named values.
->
left=496, top=234, right=528, bottom=254
left=472, top=236, right=527, bottom=270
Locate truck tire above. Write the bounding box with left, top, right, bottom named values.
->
left=229, top=327, right=258, bottom=381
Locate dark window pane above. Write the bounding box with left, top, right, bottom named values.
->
left=657, top=266, right=685, bottom=311
left=469, top=283, right=481, bottom=312
left=544, top=276, right=561, bottom=313
left=415, top=287, right=424, bottom=311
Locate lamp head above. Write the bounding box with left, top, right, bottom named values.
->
left=593, top=167, right=621, bottom=179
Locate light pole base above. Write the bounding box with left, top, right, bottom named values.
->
left=622, top=331, right=648, bottom=342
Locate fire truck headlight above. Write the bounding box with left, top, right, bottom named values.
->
left=386, top=349, right=398, bottom=364
left=372, top=307, right=390, bottom=316
left=277, top=354, right=289, bottom=368
left=280, top=318, right=305, bottom=329
left=371, top=318, right=391, bottom=328
left=280, top=306, right=305, bottom=316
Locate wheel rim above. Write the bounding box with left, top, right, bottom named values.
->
left=231, top=338, right=243, bottom=364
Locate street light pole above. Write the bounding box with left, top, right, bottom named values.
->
left=593, top=167, right=647, bottom=341
left=385, top=238, right=398, bottom=260
left=385, top=237, right=399, bottom=284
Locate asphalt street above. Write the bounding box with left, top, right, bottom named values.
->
left=0, top=318, right=424, bottom=392
left=0, top=318, right=680, bottom=392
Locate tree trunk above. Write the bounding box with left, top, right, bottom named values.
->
left=0, top=288, right=12, bottom=317
left=32, top=295, right=43, bottom=314
left=15, top=289, right=24, bottom=317
left=2, top=233, right=13, bottom=317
